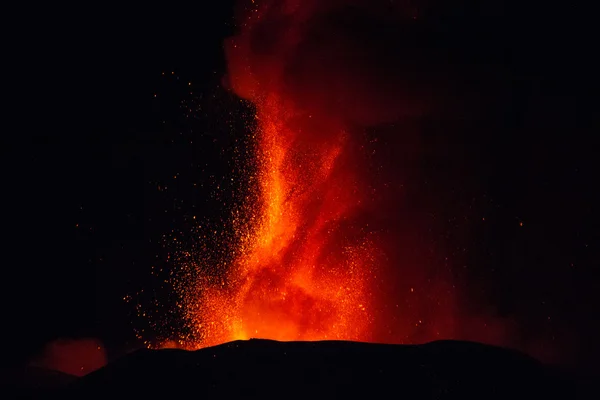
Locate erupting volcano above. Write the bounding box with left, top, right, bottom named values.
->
left=147, top=0, right=397, bottom=349
left=3, top=1, right=594, bottom=396
left=169, top=1, right=391, bottom=348
left=184, top=98, right=376, bottom=347
left=141, top=0, right=517, bottom=352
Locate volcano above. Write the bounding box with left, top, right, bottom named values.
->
left=30, top=339, right=573, bottom=399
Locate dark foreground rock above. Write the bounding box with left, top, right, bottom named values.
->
left=6, top=339, right=579, bottom=399
left=0, top=366, right=76, bottom=398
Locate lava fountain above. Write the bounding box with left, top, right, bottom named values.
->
left=168, top=0, right=407, bottom=349
left=132, top=0, right=563, bottom=364
left=155, top=0, right=498, bottom=351
left=186, top=96, right=377, bottom=347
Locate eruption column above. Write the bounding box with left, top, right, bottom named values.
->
left=186, top=89, right=376, bottom=347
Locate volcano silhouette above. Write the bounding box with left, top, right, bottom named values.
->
left=47, top=339, right=577, bottom=399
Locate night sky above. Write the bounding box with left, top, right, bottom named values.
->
left=2, top=1, right=597, bottom=373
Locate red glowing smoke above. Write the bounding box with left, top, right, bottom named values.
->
left=31, top=338, right=107, bottom=377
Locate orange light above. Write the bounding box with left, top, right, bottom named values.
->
left=173, top=94, right=373, bottom=349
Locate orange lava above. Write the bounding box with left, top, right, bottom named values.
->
left=143, top=1, right=556, bottom=360
left=182, top=93, right=376, bottom=348
left=156, top=0, right=389, bottom=350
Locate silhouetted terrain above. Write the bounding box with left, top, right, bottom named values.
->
left=0, top=366, right=76, bottom=398
left=3, top=339, right=576, bottom=399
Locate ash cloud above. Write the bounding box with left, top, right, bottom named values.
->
left=221, top=0, right=562, bottom=362
left=225, top=0, right=511, bottom=127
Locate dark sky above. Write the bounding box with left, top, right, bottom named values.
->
left=2, top=3, right=241, bottom=362
left=1, top=1, right=597, bottom=372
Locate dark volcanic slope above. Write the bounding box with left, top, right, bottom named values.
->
left=0, top=366, right=77, bottom=399
left=65, top=339, right=572, bottom=399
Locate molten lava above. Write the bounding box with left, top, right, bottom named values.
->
left=151, top=0, right=399, bottom=350
left=133, top=0, right=568, bottom=366
left=182, top=93, right=377, bottom=348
